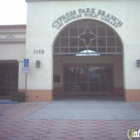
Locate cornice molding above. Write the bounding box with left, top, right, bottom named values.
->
left=25, top=0, right=123, bottom=2
left=0, top=25, right=26, bottom=28
left=0, top=38, right=26, bottom=44
left=0, top=30, right=26, bottom=34
left=25, top=0, right=86, bottom=2
left=25, top=0, right=58, bottom=2
left=0, top=25, right=26, bottom=34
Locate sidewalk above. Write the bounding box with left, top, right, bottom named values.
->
left=0, top=96, right=140, bottom=140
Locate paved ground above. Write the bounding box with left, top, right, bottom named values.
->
left=0, top=96, right=140, bottom=140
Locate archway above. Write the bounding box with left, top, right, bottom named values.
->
left=53, top=19, right=123, bottom=98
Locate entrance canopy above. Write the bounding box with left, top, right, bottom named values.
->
left=53, top=20, right=123, bottom=55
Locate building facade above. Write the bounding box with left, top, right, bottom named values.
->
left=0, top=0, right=140, bottom=102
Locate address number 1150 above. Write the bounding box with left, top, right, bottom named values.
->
left=33, top=49, right=44, bottom=54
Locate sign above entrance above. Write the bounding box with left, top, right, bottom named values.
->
left=52, top=8, right=123, bottom=30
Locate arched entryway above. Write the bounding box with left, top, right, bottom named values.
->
left=53, top=19, right=123, bottom=98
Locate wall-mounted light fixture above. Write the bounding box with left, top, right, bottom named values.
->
left=136, top=60, right=140, bottom=67
left=36, top=60, right=40, bottom=68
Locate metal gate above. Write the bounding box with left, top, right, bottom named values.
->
left=0, top=61, right=18, bottom=98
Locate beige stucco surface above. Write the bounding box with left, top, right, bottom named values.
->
left=122, top=0, right=140, bottom=89
left=26, top=0, right=124, bottom=91
left=25, top=0, right=140, bottom=90
left=26, top=2, right=53, bottom=90
left=0, top=44, right=25, bottom=61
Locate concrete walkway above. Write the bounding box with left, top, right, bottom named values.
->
left=27, top=96, right=140, bottom=120
left=0, top=96, right=140, bottom=140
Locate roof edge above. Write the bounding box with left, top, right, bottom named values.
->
left=25, top=0, right=86, bottom=2
left=0, top=24, right=26, bottom=29
left=25, top=0, right=47, bottom=1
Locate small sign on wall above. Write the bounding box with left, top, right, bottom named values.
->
left=24, top=59, right=29, bottom=67
left=22, top=59, right=31, bottom=73
left=22, top=67, right=31, bottom=73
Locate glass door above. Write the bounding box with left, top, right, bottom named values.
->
left=88, top=67, right=101, bottom=92
left=64, top=64, right=113, bottom=94
left=64, top=66, right=88, bottom=92
left=100, top=67, right=113, bottom=92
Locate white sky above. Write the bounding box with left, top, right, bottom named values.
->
left=0, top=0, right=27, bottom=25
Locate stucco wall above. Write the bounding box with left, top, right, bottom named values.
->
left=25, top=0, right=140, bottom=94
left=26, top=0, right=124, bottom=91
left=122, top=0, right=140, bottom=89
left=0, top=44, right=25, bottom=61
